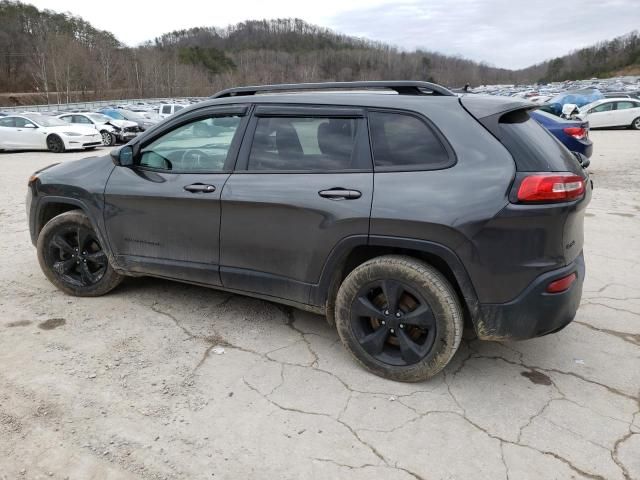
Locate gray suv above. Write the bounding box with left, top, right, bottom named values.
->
left=26, top=81, right=591, bottom=381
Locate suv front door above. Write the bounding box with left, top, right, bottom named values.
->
left=104, top=105, right=248, bottom=285
left=219, top=105, right=373, bottom=304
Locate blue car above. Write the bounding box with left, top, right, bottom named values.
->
left=530, top=109, right=593, bottom=158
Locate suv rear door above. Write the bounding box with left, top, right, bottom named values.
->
left=219, top=105, right=373, bottom=304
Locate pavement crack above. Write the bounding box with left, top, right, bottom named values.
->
left=581, top=301, right=640, bottom=317
left=574, top=320, right=640, bottom=347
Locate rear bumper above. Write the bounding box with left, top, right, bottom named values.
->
left=474, top=252, right=585, bottom=340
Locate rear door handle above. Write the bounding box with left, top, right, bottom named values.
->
left=184, top=183, right=216, bottom=193
left=318, top=188, right=362, bottom=200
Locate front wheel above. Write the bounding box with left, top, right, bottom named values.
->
left=101, top=130, right=115, bottom=146
left=37, top=210, right=123, bottom=296
left=631, top=117, right=640, bottom=130
left=334, top=255, right=463, bottom=382
left=46, top=135, right=65, bottom=153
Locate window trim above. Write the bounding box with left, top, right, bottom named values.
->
left=131, top=105, right=249, bottom=175
left=366, top=108, right=457, bottom=173
left=235, top=104, right=373, bottom=174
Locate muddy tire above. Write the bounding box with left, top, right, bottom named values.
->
left=334, top=255, right=463, bottom=382
left=37, top=210, right=123, bottom=297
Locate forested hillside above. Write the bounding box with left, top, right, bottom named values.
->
left=0, top=0, right=638, bottom=106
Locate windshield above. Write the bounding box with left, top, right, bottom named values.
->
left=87, top=113, right=113, bottom=123
left=120, top=110, right=143, bottom=120
left=25, top=114, right=67, bottom=127
left=105, top=111, right=126, bottom=120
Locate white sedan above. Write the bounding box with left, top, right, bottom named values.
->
left=0, top=114, right=103, bottom=152
left=576, top=98, right=640, bottom=130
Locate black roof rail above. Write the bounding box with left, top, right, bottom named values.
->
left=210, top=81, right=454, bottom=99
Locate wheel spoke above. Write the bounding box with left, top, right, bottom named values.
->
left=353, top=295, right=384, bottom=319
left=381, top=279, right=403, bottom=313
left=79, top=262, right=97, bottom=286
left=402, top=304, right=435, bottom=328
left=77, top=227, right=91, bottom=252
left=396, top=329, right=425, bottom=364
left=359, top=327, right=389, bottom=356
left=53, top=258, right=76, bottom=275
left=85, top=250, right=107, bottom=266
left=51, top=234, right=74, bottom=254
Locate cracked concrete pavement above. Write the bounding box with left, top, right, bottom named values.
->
left=1, top=130, right=639, bottom=479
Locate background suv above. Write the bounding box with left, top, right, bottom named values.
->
left=26, top=81, right=591, bottom=382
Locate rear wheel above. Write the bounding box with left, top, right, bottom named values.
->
left=37, top=210, right=123, bottom=296
left=46, top=135, right=65, bottom=153
left=631, top=117, right=640, bottom=130
left=334, top=255, right=463, bottom=382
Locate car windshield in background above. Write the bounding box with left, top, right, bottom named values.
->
left=121, top=110, right=144, bottom=120
left=25, top=115, right=67, bottom=127
left=87, top=113, right=112, bottom=123
left=106, top=111, right=126, bottom=120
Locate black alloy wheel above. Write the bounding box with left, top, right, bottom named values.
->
left=47, top=225, right=108, bottom=287
left=351, top=278, right=437, bottom=366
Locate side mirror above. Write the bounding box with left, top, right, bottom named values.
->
left=110, top=145, right=134, bottom=167
left=24, top=123, right=37, bottom=128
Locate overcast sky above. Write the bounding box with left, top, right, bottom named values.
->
left=27, top=0, right=640, bottom=69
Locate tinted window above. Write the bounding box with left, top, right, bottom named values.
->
left=248, top=117, right=363, bottom=171
left=140, top=115, right=242, bottom=172
left=591, top=103, right=613, bottom=113
left=73, top=115, right=92, bottom=124
left=368, top=112, right=450, bottom=170
left=161, top=106, right=171, bottom=114
left=174, top=105, right=184, bottom=112
left=0, top=117, right=15, bottom=127
left=14, top=117, right=30, bottom=128
left=616, top=101, right=638, bottom=110
left=497, top=110, right=581, bottom=173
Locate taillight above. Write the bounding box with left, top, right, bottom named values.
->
left=563, top=127, right=586, bottom=140
left=517, top=174, right=585, bottom=203
left=546, top=273, right=577, bottom=293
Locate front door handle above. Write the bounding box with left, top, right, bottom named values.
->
left=184, top=183, right=216, bottom=193
left=318, top=188, right=362, bottom=200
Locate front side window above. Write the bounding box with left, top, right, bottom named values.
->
left=591, top=103, right=613, bottom=113
left=248, top=117, right=363, bottom=171
left=139, top=115, right=242, bottom=172
left=14, top=117, right=31, bottom=128
left=73, top=115, right=92, bottom=124
left=369, top=111, right=451, bottom=170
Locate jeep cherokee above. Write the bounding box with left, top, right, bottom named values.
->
left=26, top=81, right=591, bottom=381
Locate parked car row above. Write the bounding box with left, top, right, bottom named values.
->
left=0, top=103, right=191, bottom=152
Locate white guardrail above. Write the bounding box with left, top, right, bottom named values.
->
left=0, top=98, right=207, bottom=113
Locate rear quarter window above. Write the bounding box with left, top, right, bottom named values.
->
left=497, top=110, right=582, bottom=173
left=368, top=111, right=452, bottom=171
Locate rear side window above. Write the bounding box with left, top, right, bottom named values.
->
left=616, top=101, right=638, bottom=110
left=497, top=110, right=581, bottom=172
left=368, top=111, right=451, bottom=170
left=248, top=117, right=367, bottom=171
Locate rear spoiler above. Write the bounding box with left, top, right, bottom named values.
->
left=459, top=94, right=536, bottom=137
